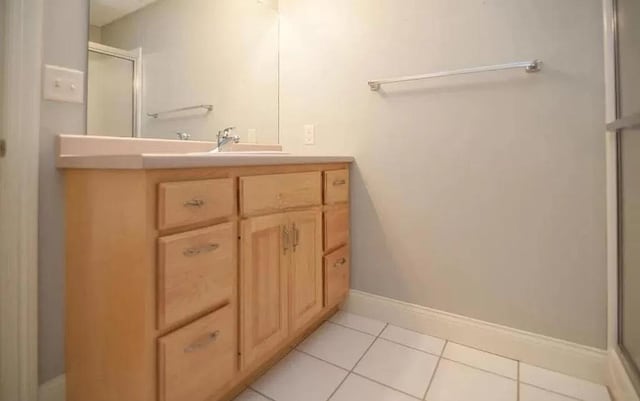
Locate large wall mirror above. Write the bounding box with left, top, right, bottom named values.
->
left=87, top=0, right=279, bottom=144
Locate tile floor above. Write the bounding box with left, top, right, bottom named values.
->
left=234, top=311, right=612, bottom=401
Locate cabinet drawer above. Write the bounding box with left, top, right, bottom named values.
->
left=239, top=172, right=321, bottom=216
left=158, top=223, right=236, bottom=328
left=324, top=169, right=349, bottom=204
left=159, top=304, right=237, bottom=401
left=158, top=178, right=234, bottom=230
left=324, top=246, right=350, bottom=308
left=324, top=207, right=349, bottom=251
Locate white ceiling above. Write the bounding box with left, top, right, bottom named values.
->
left=90, top=0, right=159, bottom=27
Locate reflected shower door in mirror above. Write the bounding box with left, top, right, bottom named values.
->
left=87, top=0, right=279, bottom=143
left=88, top=43, right=141, bottom=137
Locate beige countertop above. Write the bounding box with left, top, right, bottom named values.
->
left=57, top=153, right=354, bottom=169
left=56, top=135, right=353, bottom=169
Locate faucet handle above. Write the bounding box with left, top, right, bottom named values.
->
left=176, top=132, right=191, bottom=141
left=219, top=127, right=236, bottom=137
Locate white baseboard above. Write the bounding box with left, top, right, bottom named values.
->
left=608, top=349, right=640, bottom=401
left=38, top=375, right=65, bottom=401
left=343, top=290, right=609, bottom=384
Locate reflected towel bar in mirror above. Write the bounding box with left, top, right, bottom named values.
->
left=147, top=104, right=214, bottom=119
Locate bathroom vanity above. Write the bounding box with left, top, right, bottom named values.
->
left=58, top=136, right=352, bottom=401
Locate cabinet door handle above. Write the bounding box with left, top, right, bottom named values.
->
left=184, top=199, right=206, bottom=207
left=334, top=257, right=347, bottom=267
left=292, top=223, right=300, bottom=251
left=184, top=330, right=220, bottom=353
left=333, top=179, right=346, bottom=186
left=183, top=243, right=219, bottom=257
left=282, top=225, right=290, bottom=254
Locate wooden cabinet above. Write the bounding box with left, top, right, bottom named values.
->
left=322, top=170, right=350, bottom=308
left=65, top=162, right=350, bottom=401
left=240, top=209, right=324, bottom=365
left=158, top=304, right=237, bottom=401
left=324, top=206, right=349, bottom=252
left=324, top=246, right=350, bottom=308
left=158, top=178, right=234, bottom=230
left=324, top=169, right=349, bottom=204
left=158, top=223, right=236, bottom=329
left=239, top=213, right=290, bottom=369
left=239, top=172, right=322, bottom=216
left=288, top=210, right=324, bottom=333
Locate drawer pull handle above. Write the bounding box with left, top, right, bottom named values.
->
left=183, top=243, right=219, bottom=257
left=184, top=199, right=205, bottom=208
left=292, top=223, right=300, bottom=251
left=334, top=257, right=347, bottom=267
left=333, top=179, right=346, bottom=186
left=282, top=225, right=290, bottom=254
left=184, top=330, right=220, bottom=353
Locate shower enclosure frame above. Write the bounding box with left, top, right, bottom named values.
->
left=610, top=0, right=640, bottom=394
left=88, top=41, right=142, bottom=138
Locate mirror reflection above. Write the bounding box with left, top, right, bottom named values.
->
left=87, top=0, right=279, bottom=144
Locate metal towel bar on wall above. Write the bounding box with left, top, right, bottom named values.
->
left=147, top=104, right=213, bottom=118
left=368, top=59, right=543, bottom=91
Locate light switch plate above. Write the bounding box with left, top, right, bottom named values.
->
left=304, top=124, right=315, bottom=145
left=43, top=65, right=85, bottom=104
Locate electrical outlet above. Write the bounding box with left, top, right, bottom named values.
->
left=304, top=124, right=315, bottom=145
left=43, top=65, right=85, bottom=104
left=247, top=129, right=257, bottom=144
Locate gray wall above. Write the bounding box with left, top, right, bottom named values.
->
left=38, top=0, right=88, bottom=384
left=279, top=0, right=607, bottom=348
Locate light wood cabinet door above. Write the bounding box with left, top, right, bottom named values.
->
left=324, top=206, right=349, bottom=252
left=324, top=169, right=349, bottom=204
left=158, top=304, right=237, bottom=401
left=240, top=213, right=290, bottom=369
left=158, top=223, right=236, bottom=329
left=158, top=178, right=234, bottom=230
left=324, top=246, right=350, bottom=308
left=239, top=172, right=322, bottom=216
left=288, top=210, right=324, bottom=333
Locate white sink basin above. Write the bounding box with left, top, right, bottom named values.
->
left=186, top=143, right=286, bottom=155
left=186, top=150, right=289, bottom=156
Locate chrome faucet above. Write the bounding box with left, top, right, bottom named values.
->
left=176, top=132, right=191, bottom=141
left=217, top=127, right=240, bottom=151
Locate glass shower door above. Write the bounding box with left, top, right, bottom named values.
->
left=619, top=128, right=640, bottom=390
left=615, top=0, right=640, bottom=393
